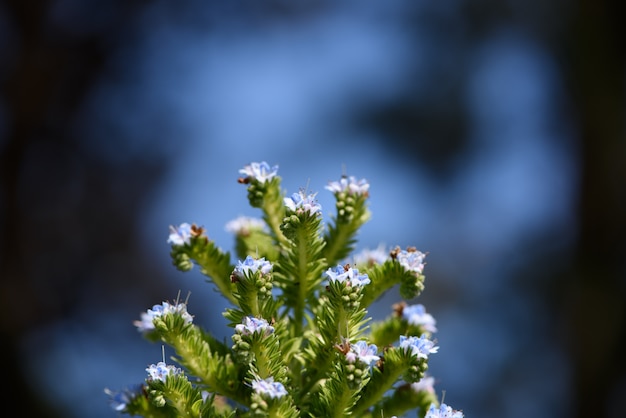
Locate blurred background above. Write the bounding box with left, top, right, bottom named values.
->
left=1, top=1, right=624, bottom=417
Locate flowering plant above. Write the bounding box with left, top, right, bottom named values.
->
left=106, top=162, right=463, bottom=417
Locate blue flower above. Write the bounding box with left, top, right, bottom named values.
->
left=424, top=403, right=464, bottom=418
left=235, top=316, right=275, bottom=336
left=346, top=340, right=380, bottom=366
left=133, top=302, right=193, bottom=333
left=325, top=175, right=370, bottom=195
left=284, top=190, right=322, bottom=215
left=239, top=161, right=279, bottom=184
left=232, top=255, right=273, bottom=279
left=146, top=361, right=182, bottom=382
left=104, top=385, right=142, bottom=412
left=167, top=223, right=192, bottom=246
left=402, top=304, right=437, bottom=333
left=395, top=248, right=426, bottom=274
left=251, top=377, right=288, bottom=399
left=398, top=335, right=439, bottom=359
left=324, top=265, right=370, bottom=287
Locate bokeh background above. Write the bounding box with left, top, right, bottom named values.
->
left=1, top=1, right=624, bottom=417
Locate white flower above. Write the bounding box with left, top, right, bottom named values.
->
left=133, top=302, right=193, bottom=333
left=346, top=340, right=380, bottom=366
left=402, top=304, right=437, bottom=333
left=352, top=244, right=389, bottom=266
left=225, top=216, right=266, bottom=235
left=239, top=161, right=279, bottom=183
left=425, top=403, right=464, bottom=418
left=146, top=361, right=182, bottom=382
left=167, top=223, right=192, bottom=246
left=284, top=190, right=322, bottom=215
left=235, top=316, right=274, bottom=336
left=324, top=265, right=370, bottom=287
left=398, top=335, right=439, bottom=359
left=232, top=255, right=273, bottom=279
left=411, top=374, right=435, bottom=394
left=396, top=249, right=426, bottom=274
left=251, top=377, right=287, bottom=399
left=326, top=176, right=370, bottom=195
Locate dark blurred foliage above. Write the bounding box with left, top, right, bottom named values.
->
left=1, top=1, right=624, bottom=417
left=0, top=1, right=177, bottom=416
left=361, top=2, right=626, bottom=415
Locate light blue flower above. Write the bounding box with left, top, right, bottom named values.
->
left=350, top=270, right=371, bottom=287
left=324, top=265, right=370, bottom=287
left=251, top=377, right=288, bottom=399
left=224, top=216, right=266, bottom=235
left=167, top=223, right=193, bottom=246
left=235, top=316, right=275, bottom=336
left=396, top=248, right=426, bottom=274
left=346, top=340, right=380, bottom=366
left=325, top=175, right=370, bottom=195
left=424, top=403, right=464, bottom=418
left=411, top=374, right=435, bottom=394
left=233, top=255, right=273, bottom=279
left=133, top=302, right=193, bottom=333
left=146, top=361, right=182, bottom=382
left=284, top=190, right=322, bottom=215
left=398, top=335, right=439, bottom=359
left=239, top=161, right=279, bottom=184
left=402, top=304, right=437, bottom=333
left=352, top=244, right=389, bottom=266
left=104, top=385, right=142, bottom=412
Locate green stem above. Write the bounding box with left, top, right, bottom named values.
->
left=294, top=226, right=309, bottom=337
left=168, top=333, right=248, bottom=406
left=337, top=306, right=348, bottom=340
left=330, top=385, right=353, bottom=418
left=324, top=222, right=350, bottom=267
left=163, top=387, right=197, bottom=418
left=351, top=366, right=404, bottom=416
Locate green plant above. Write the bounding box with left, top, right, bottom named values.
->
left=105, top=162, right=463, bottom=418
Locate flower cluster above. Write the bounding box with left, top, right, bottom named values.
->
left=284, top=190, right=322, bottom=215
left=146, top=361, right=182, bottom=383
left=106, top=161, right=462, bottom=418
left=133, top=301, right=193, bottom=333
left=345, top=340, right=380, bottom=366
left=235, top=316, right=275, bottom=336
left=324, top=264, right=371, bottom=287
left=252, top=377, right=288, bottom=399
left=232, top=255, right=273, bottom=279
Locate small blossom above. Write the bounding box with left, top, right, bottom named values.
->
left=425, top=403, right=464, bottom=418
left=146, top=361, right=182, bottom=382
left=239, top=161, right=279, bottom=184
left=225, top=216, right=266, bottom=235
left=167, top=223, right=192, bottom=246
left=402, top=304, right=437, bottom=333
left=284, top=190, right=322, bottom=215
left=346, top=340, right=380, bottom=366
left=394, top=247, right=426, bottom=274
left=233, top=255, right=273, bottom=280
left=104, top=386, right=141, bottom=412
left=411, top=374, right=435, bottom=394
left=399, top=335, right=439, bottom=359
left=324, top=265, right=371, bottom=287
left=251, top=377, right=288, bottom=399
left=325, top=175, right=370, bottom=195
left=353, top=244, right=389, bottom=266
left=235, top=316, right=275, bottom=336
left=134, top=302, right=193, bottom=333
